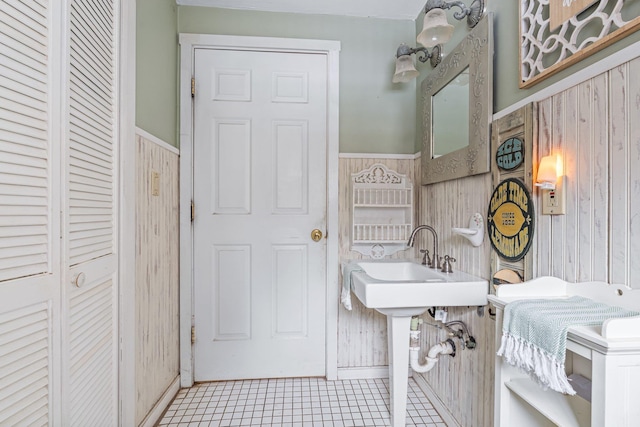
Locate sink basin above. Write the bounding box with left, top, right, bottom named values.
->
left=351, top=260, right=488, bottom=316
left=346, top=259, right=488, bottom=426
left=357, top=261, right=447, bottom=282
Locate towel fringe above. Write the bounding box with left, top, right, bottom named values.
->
left=497, top=332, right=576, bottom=395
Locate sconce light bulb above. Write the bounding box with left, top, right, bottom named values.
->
left=535, top=154, right=560, bottom=189
left=555, top=154, right=563, bottom=176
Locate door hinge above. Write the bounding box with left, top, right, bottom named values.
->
left=191, top=77, right=195, bottom=97
left=191, top=200, right=195, bottom=222
left=191, top=326, right=196, bottom=344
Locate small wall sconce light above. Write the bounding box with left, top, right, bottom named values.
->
left=417, top=0, right=485, bottom=47
left=535, top=154, right=566, bottom=215
left=392, top=43, right=442, bottom=83
left=535, top=155, right=558, bottom=190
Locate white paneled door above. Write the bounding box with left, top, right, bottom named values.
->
left=193, top=49, right=328, bottom=380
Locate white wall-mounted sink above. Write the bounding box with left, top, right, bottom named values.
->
left=346, top=259, right=488, bottom=427
left=351, top=260, right=488, bottom=316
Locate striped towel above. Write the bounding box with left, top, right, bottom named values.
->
left=497, top=296, right=639, bottom=394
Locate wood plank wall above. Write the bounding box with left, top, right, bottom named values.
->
left=337, top=157, right=419, bottom=368
left=412, top=54, right=640, bottom=427
left=135, top=134, right=180, bottom=425
left=536, top=57, right=640, bottom=287
left=336, top=54, right=640, bottom=425
left=338, top=156, right=494, bottom=426
left=416, top=170, right=494, bottom=427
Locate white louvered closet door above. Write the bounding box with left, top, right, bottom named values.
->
left=0, top=1, right=61, bottom=425
left=62, top=0, right=119, bottom=425
left=0, top=0, right=119, bottom=425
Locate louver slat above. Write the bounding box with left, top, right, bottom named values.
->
left=0, top=0, right=50, bottom=282
left=69, top=279, right=113, bottom=426
left=0, top=303, right=50, bottom=426
left=67, top=0, right=115, bottom=268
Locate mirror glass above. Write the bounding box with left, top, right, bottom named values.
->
left=432, top=67, right=470, bottom=158
left=421, top=14, right=493, bottom=185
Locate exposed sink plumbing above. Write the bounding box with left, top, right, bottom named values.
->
left=443, top=319, right=477, bottom=349
left=408, top=316, right=477, bottom=373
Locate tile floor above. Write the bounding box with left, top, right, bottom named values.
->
left=158, top=377, right=447, bottom=427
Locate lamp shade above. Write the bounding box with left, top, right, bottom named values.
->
left=536, top=155, right=558, bottom=189
left=392, top=55, right=419, bottom=83
left=417, top=9, right=454, bottom=48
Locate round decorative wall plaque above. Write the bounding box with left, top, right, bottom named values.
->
left=487, top=178, right=534, bottom=261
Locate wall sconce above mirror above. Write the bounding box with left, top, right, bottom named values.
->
left=421, top=13, right=493, bottom=185
left=392, top=43, right=442, bottom=83
left=418, top=0, right=485, bottom=47
left=393, top=0, right=485, bottom=83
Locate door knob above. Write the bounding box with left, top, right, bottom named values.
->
left=73, top=272, right=86, bottom=288
left=311, top=229, right=323, bottom=242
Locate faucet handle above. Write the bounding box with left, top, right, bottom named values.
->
left=441, top=255, right=456, bottom=273
left=419, top=249, right=431, bottom=266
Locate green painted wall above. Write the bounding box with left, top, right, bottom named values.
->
left=178, top=6, right=417, bottom=154
left=134, top=2, right=640, bottom=152
left=136, top=0, right=178, bottom=146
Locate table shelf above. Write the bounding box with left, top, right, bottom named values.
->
left=490, top=277, right=640, bottom=427
left=505, top=379, right=590, bottom=427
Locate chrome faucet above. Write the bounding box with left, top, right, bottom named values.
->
left=407, top=225, right=440, bottom=269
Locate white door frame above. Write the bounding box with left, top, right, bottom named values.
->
left=118, top=0, right=137, bottom=425
left=178, top=34, right=340, bottom=387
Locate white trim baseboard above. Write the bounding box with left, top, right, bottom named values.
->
left=136, top=127, right=180, bottom=155
left=336, top=366, right=390, bottom=380
left=412, top=374, right=461, bottom=427
left=139, top=375, right=181, bottom=427
left=339, top=152, right=421, bottom=160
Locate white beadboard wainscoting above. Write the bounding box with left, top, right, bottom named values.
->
left=417, top=171, right=495, bottom=427
left=337, top=156, right=420, bottom=371
left=535, top=57, right=640, bottom=286
left=135, top=130, right=181, bottom=426
left=337, top=155, right=494, bottom=426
